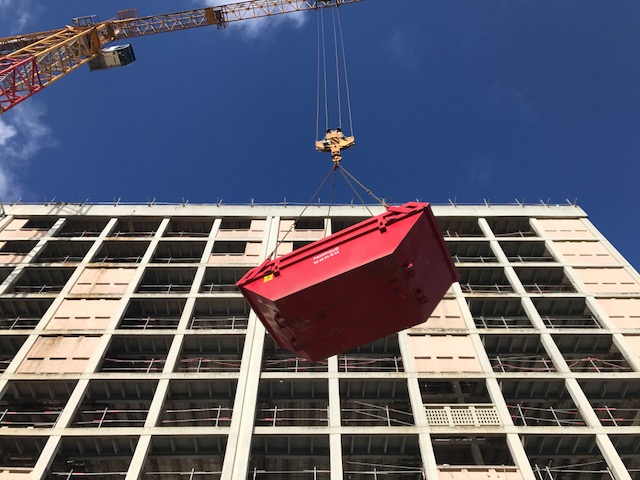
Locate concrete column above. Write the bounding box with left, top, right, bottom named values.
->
left=596, top=434, right=633, bottom=480
left=126, top=434, right=152, bottom=480
left=31, top=435, right=62, bottom=480
left=328, top=355, right=343, bottom=480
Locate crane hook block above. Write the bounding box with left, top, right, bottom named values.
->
left=315, top=128, right=355, bottom=166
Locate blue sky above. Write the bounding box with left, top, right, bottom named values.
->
left=0, top=0, right=639, bottom=268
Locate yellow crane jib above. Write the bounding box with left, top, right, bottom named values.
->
left=315, top=128, right=355, bottom=167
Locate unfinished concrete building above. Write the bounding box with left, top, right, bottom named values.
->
left=0, top=202, right=638, bottom=480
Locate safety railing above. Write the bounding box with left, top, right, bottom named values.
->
left=473, top=315, right=532, bottom=329
left=506, top=255, right=555, bottom=263
left=0, top=316, right=41, bottom=329
left=452, top=255, right=497, bottom=264
left=176, top=356, right=242, bottom=372
left=93, top=255, right=144, bottom=263
left=73, top=407, right=148, bottom=428
left=190, top=315, right=249, bottom=330
left=564, top=356, right=633, bottom=373
left=51, top=470, right=128, bottom=478
left=250, top=468, right=330, bottom=479
left=200, top=283, right=239, bottom=293
left=337, top=355, right=404, bottom=372
left=508, top=404, right=585, bottom=427
left=11, top=284, right=66, bottom=293
left=119, top=316, right=181, bottom=329
left=262, top=356, right=328, bottom=372
left=36, top=255, right=85, bottom=263
left=522, top=283, right=575, bottom=294
left=489, top=355, right=556, bottom=373
left=541, top=315, right=600, bottom=329
left=460, top=283, right=514, bottom=294
left=256, top=406, right=329, bottom=427
left=0, top=408, right=62, bottom=427
left=161, top=406, right=233, bottom=427
left=533, top=462, right=615, bottom=480
left=136, top=284, right=192, bottom=294
left=152, top=256, right=202, bottom=264
left=594, top=405, right=640, bottom=427
left=342, top=401, right=413, bottom=426
left=100, top=357, right=166, bottom=373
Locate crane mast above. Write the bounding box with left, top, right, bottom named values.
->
left=0, top=0, right=362, bottom=114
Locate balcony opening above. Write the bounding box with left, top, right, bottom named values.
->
left=433, top=435, right=515, bottom=471
left=256, top=379, right=329, bottom=427
left=219, top=218, right=252, bottom=231
left=100, top=335, right=172, bottom=373
left=56, top=218, right=109, bottom=238
left=293, top=218, right=325, bottom=231
left=481, top=334, right=556, bottom=373
left=447, top=241, right=497, bottom=264
left=22, top=217, right=57, bottom=230
left=93, top=240, right=150, bottom=263
left=0, top=298, right=53, bottom=330
left=0, top=436, right=47, bottom=474
left=553, top=334, right=633, bottom=373
left=142, top=436, right=227, bottom=479
left=610, top=435, right=640, bottom=474
left=341, top=379, right=413, bottom=427
left=8, top=267, right=75, bottom=294
left=579, top=380, right=640, bottom=427
left=175, top=335, right=245, bottom=373
left=71, top=380, right=157, bottom=428
left=0, top=266, right=13, bottom=284
left=0, top=380, right=76, bottom=428
left=499, top=240, right=555, bottom=263
left=164, top=218, right=214, bottom=238
left=514, top=266, right=576, bottom=293
left=468, top=298, right=532, bottom=329
left=200, top=267, right=249, bottom=293
left=190, top=297, right=249, bottom=330
left=250, top=435, right=330, bottom=479
left=343, top=435, right=422, bottom=479
left=500, top=379, right=584, bottom=427
left=47, top=437, right=138, bottom=479
left=458, top=267, right=514, bottom=294
left=110, top=218, right=161, bottom=238
left=533, top=297, right=601, bottom=329
left=262, top=335, right=328, bottom=372
left=151, top=241, right=206, bottom=263
left=136, top=267, right=197, bottom=294
left=119, top=298, right=185, bottom=330
left=338, top=335, right=403, bottom=373
left=331, top=217, right=368, bottom=233
left=160, top=379, right=237, bottom=428
left=212, top=241, right=246, bottom=254
left=437, top=217, right=484, bottom=238
left=521, top=435, right=611, bottom=480
left=35, top=241, right=92, bottom=263
left=0, top=335, right=27, bottom=372
left=486, top=217, right=536, bottom=237
left=0, top=240, right=37, bottom=263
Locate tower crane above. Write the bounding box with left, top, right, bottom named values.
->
left=0, top=0, right=362, bottom=114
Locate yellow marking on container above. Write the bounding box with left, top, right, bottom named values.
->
left=263, top=274, right=274, bottom=282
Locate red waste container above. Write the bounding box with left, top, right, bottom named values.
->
left=236, top=202, right=458, bottom=362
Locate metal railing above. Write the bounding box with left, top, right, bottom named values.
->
left=522, top=283, right=575, bottom=294
left=460, top=283, right=514, bottom=294
left=342, top=401, right=413, bottom=426
left=257, top=406, right=329, bottom=427
left=489, top=355, right=556, bottom=372
left=73, top=407, right=148, bottom=428
left=338, top=355, right=404, bottom=372
left=190, top=315, right=249, bottom=330
left=508, top=404, right=585, bottom=427
left=473, top=315, right=532, bottom=329
left=161, top=406, right=233, bottom=427
left=137, top=284, right=192, bottom=294
left=541, top=315, right=600, bottom=329
left=100, top=357, right=166, bottom=373
left=262, top=356, right=328, bottom=372
left=119, top=316, right=181, bottom=329
left=0, top=408, right=62, bottom=427
left=0, top=316, right=41, bottom=329
left=176, top=356, right=242, bottom=372
left=452, top=255, right=497, bottom=264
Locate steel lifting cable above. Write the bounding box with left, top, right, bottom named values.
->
left=335, top=6, right=354, bottom=136
left=268, top=165, right=336, bottom=259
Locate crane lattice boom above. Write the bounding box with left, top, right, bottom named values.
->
left=0, top=0, right=362, bottom=114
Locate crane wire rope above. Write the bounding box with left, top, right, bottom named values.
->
left=268, top=164, right=337, bottom=260
left=317, top=8, right=329, bottom=137
left=335, top=7, right=354, bottom=136
left=331, top=7, right=342, bottom=130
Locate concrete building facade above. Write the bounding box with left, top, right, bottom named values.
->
left=0, top=202, right=638, bottom=480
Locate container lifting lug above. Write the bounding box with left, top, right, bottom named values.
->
left=315, top=128, right=355, bottom=167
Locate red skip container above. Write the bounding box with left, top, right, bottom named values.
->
left=236, top=202, right=458, bottom=362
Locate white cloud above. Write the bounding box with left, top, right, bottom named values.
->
left=0, top=102, right=52, bottom=199
left=202, top=0, right=308, bottom=39
left=0, top=0, right=35, bottom=34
